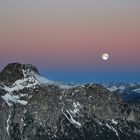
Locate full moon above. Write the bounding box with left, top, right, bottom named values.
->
left=102, top=53, right=109, bottom=60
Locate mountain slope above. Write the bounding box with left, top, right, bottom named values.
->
left=105, top=83, right=140, bottom=103
left=0, top=63, right=140, bottom=140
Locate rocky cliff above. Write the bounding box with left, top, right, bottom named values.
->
left=0, top=63, right=140, bottom=140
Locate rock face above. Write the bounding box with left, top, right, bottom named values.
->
left=0, top=63, right=39, bottom=86
left=0, top=63, right=140, bottom=140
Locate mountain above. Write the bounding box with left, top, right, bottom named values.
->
left=0, top=63, right=140, bottom=140
left=104, top=83, right=140, bottom=103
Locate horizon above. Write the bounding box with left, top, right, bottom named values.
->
left=0, top=62, right=140, bottom=84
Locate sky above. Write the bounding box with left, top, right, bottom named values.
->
left=0, top=0, right=140, bottom=83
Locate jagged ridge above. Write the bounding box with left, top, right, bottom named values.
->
left=0, top=63, right=140, bottom=140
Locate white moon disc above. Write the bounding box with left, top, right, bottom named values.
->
left=102, top=53, right=109, bottom=60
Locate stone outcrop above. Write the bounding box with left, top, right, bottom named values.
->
left=0, top=63, right=140, bottom=140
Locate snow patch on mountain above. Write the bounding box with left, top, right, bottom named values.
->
left=2, top=93, right=28, bottom=106
left=1, top=68, right=75, bottom=106
left=65, top=110, right=81, bottom=127
left=70, top=102, right=82, bottom=116
left=111, top=119, right=118, bottom=125
left=133, top=88, right=140, bottom=93
left=106, top=85, right=125, bottom=92
left=6, top=112, right=11, bottom=136
left=61, top=101, right=82, bottom=128
left=23, top=69, right=55, bottom=85
left=106, top=123, right=119, bottom=137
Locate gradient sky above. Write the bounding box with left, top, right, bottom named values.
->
left=0, top=0, right=140, bottom=83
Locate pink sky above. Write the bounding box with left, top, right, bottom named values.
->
left=0, top=0, right=140, bottom=71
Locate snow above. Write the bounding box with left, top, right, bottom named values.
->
left=6, top=113, right=11, bottom=136
left=107, top=86, right=118, bottom=92
left=112, top=119, right=118, bottom=125
left=66, top=102, right=83, bottom=120
left=111, top=127, right=119, bottom=137
left=1, top=68, right=79, bottom=106
left=24, top=69, right=74, bottom=89
left=23, top=69, right=56, bottom=85
left=74, top=89, right=79, bottom=93
left=107, top=85, right=125, bottom=92
left=1, top=69, right=56, bottom=106
left=67, top=102, right=82, bottom=127
left=66, top=110, right=81, bottom=127
left=3, top=77, right=39, bottom=93
left=34, top=73, right=55, bottom=85
left=133, top=88, right=140, bottom=93
left=61, top=103, right=81, bottom=128
left=70, top=102, right=81, bottom=115
left=58, top=84, right=74, bottom=89
left=72, top=92, right=75, bottom=96
left=18, top=100, right=28, bottom=105
left=2, top=94, right=18, bottom=106
left=24, top=69, right=75, bottom=89
left=2, top=69, right=45, bottom=93
left=118, top=85, right=125, bottom=90
left=2, top=93, right=28, bottom=106
left=106, top=123, right=112, bottom=129
left=129, top=83, right=137, bottom=87
left=98, top=120, right=102, bottom=125
left=60, top=96, right=62, bottom=100
left=106, top=123, right=119, bottom=137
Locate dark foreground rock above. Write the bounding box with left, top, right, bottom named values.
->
left=0, top=63, right=140, bottom=140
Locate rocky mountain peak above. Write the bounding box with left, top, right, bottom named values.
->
left=0, top=62, right=39, bottom=86
left=0, top=63, right=140, bottom=140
